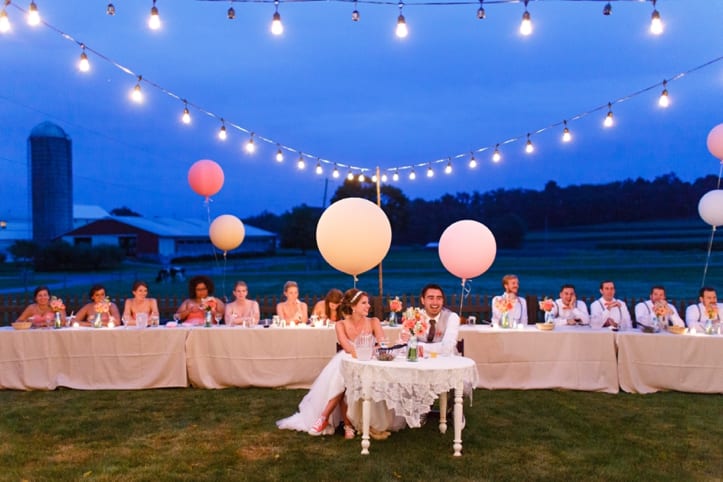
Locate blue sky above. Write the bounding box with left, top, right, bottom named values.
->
left=0, top=0, right=721, bottom=222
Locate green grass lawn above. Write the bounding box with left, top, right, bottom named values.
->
left=0, top=388, right=719, bottom=481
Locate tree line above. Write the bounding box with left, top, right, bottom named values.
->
left=245, top=173, right=720, bottom=251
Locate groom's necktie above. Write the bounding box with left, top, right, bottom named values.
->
left=427, top=319, right=436, bottom=342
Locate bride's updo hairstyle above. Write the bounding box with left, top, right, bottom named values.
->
left=340, top=288, right=368, bottom=316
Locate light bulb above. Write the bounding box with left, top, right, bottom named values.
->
left=106, top=3, right=116, bottom=16
left=227, top=7, right=235, bottom=20
left=427, top=165, right=434, bottom=178
left=0, top=9, right=11, bottom=33
left=519, top=10, right=532, bottom=36
left=245, top=135, right=256, bottom=154
left=562, top=121, right=572, bottom=142
left=358, top=173, right=365, bottom=182
left=395, top=14, right=408, bottom=38
left=409, top=169, right=416, bottom=180
left=492, top=145, right=501, bottom=163
left=392, top=170, right=400, bottom=182
left=602, top=2, right=612, bottom=16
left=658, top=81, right=670, bottom=108
left=604, top=103, right=614, bottom=127
left=130, top=78, right=143, bottom=103
left=181, top=105, right=191, bottom=124
left=650, top=9, right=663, bottom=35
left=148, top=2, right=161, bottom=30
left=332, top=165, right=340, bottom=178
left=297, top=155, right=305, bottom=170
left=315, top=161, right=323, bottom=175
left=275, top=147, right=284, bottom=162
left=469, top=154, right=477, bottom=169
left=271, top=11, right=283, bottom=35
left=477, top=0, right=485, bottom=20
left=27, top=1, right=40, bottom=26
left=371, top=174, right=377, bottom=183
left=445, top=161, right=452, bottom=174
left=78, top=49, right=90, bottom=72
left=381, top=173, right=388, bottom=182
left=218, top=123, right=228, bottom=141
left=352, top=1, right=360, bottom=22
left=525, top=135, right=534, bottom=154
left=347, top=171, right=354, bottom=181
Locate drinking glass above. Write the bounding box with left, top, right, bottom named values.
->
left=136, top=312, right=148, bottom=329
left=172, top=313, right=181, bottom=326
left=214, top=313, right=223, bottom=326
left=121, top=315, right=129, bottom=328
left=150, top=313, right=159, bottom=327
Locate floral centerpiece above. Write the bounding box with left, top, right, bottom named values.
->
left=388, top=296, right=403, bottom=326
left=539, top=297, right=554, bottom=323
left=201, top=297, right=217, bottom=327
left=93, top=296, right=110, bottom=328
left=494, top=296, right=514, bottom=328
left=50, top=296, right=65, bottom=328
left=401, top=307, right=429, bottom=361
left=653, top=301, right=669, bottom=330
left=705, top=304, right=718, bottom=334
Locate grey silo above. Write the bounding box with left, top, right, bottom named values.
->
left=28, top=121, right=73, bottom=246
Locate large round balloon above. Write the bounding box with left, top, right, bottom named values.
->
left=316, top=198, right=392, bottom=277
left=438, top=220, right=497, bottom=280
left=698, top=190, right=723, bottom=227
left=707, top=124, right=723, bottom=160
left=209, top=214, right=245, bottom=252
left=188, top=159, right=224, bottom=199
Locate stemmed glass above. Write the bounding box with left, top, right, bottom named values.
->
left=172, top=313, right=181, bottom=327
left=214, top=312, right=223, bottom=326
left=121, top=315, right=129, bottom=329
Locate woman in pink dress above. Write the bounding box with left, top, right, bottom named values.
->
left=276, top=280, right=308, bottom=324
left=175, top=275, right=225, bottom=326
left=122, top=280, right=160, bottom=326
left=16, top=285, right=61, bottom=328
left=224, top=280, right=260, bottom=326
left=75, top=284, right=121, bottom=327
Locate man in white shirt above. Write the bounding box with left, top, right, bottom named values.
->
left=685, top=286, right=723, bottom=332
left=551, top=284, right=590, bottom=326
left=491, top=274, right=528, bottom=326
left=590, top=280, right=631, bottom=330
left=635, top=285, right=684, bottom=329
left=416, top=284, right=460, bottom=356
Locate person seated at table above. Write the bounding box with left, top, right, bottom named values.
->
left=311, top=288, right=343, bottom=322
left=551, top=284, right=590, bottom=326
left=224, top=280, right=260, bottom=326
left=685, top=286, right=723, bottom=333
left=399, top=284, right=460, bottom=355
left=491, top=274, right=528, bottom=326
left=122, top=280, right=160, bottom=326
left=277, top=288, right=396, bottom=440
left=635, top=285, right=684, bottom=329
left=75, top=284, right=122, bottom=327
left=16, top=285, right=64, bottom=328
left=276, top=280, right=308, bottom=324
left=175, top=275, right=225, bottom=326
left=590, top=280, right=631, bottom=330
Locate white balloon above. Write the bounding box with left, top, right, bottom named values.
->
left=209, top=214, right=245, bottom=252
left=698, top=190, right=723, bottom=227
left=316, top=198, right=392, bottom=277
left=707, top=123, right=723, bottom=160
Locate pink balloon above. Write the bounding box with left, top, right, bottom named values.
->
left=707, top=124, right=723, bottom=160
left=438, top=220, right=497, bottom=280
left=188, top=159, right=224, bottom=199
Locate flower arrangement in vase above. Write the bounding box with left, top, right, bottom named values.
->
left=50, top=296, right=65, bottom=329
left=494, top=296, right=514, bottom=328
left=201, top=297, right=217, bottom=327
left=539, top=298, right=554, bottom=324
left=93, top=297, right=110, bottom=328
left=388, top=296, right=403, bottom=326
left=401, top=308, right=429, bottom=361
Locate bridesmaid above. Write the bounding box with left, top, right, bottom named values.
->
left=122, top=280, right=160, bottom=326
left=276, top=280, right=309, bottom=324
left=225, top=280, right=260, bottom=326
left=15, top=285, right=57, bottom=328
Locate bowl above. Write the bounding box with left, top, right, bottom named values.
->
left=11, top=321, right=32, bottom=330
left=640, top=325, right=656, bottom=334
left=668, top=326, right=686, bottom=335
left=536, top=322, right=555, bottom=331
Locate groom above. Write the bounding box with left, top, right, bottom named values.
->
left=415, top=283, right=461, bottom=356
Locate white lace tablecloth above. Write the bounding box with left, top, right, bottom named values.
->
left=341, top=355, right=479, bottom=428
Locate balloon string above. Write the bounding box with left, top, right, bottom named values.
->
left=701, top=226, right=716, bottom=288
left=458, top=278, right=471, bottom=316
left=353, top=275, right=358, bottom=289
left=204, top=197, right=221, bottom=271
left=222, top=251, right=228, bottom=303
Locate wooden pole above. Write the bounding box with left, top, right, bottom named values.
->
left=376, top=166, right=383, bottom=299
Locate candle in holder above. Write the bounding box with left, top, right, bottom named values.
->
left=72, top=322, right=80, bottom=328
left=108, top=321, right=115, bottom=328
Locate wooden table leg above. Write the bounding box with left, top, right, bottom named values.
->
left=453, top=383, right=464, bottom=456
left=438, top=390, right=448, bottom=434
left=360, top=385, right=371, bottom=455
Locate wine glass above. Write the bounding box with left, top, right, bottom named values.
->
left=121, top=315, right=129, bottom=329
left=172, top=313, right=181, bottom=327
left=214, top=312, right=223, bottom=326
left=150, top=313, right=160, bottom=327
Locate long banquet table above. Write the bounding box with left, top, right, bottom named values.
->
left=459, top=325, right=620, bottom=393
left=0, top=326, right=188, bottom=390
left=616, top=330, right=723, bottom=394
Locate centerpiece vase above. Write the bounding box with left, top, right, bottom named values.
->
left=544, top=311, right=554, bottom=324
left=389, top=311, right=398, bottom=327
left=704, top=318, right=714, bottom=335
left=501, top=312, right=510, bottom=329
left=93, top=312, right=103, bottom=328
left=204, top=310, right=213, bottom=328
left=407, top=336, right=418, bottom=362
left=53, top=311, right=62, bottom=329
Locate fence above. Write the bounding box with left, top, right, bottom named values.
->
left=0, top=293, right=695, bottom=326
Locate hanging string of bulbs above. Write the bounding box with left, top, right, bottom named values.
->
left=2, top=0, right=720, bottom=185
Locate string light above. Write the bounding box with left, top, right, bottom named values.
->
left=562, top=120, right=572, bottom=142
left=658, top=80, right=670, bottom=108
left=78, top=46, right=90, bottom=72
left=271, top=1, right=283, bottom=36
left=245, top=133, right=256, bottom=154
left=358, top=172, right=365, bottom=182
left=444, top=158, right=453, bottom=174
left=604, top=102, right=614, bottom=127
left=602, top=2, right=612, bottom=16
left=0, top=6, right=11, bottom=34
left=395, top=2, right=408, bottom=39
left=371, top=173, right=378, bottom=182
left=130, top=76, right=143, bottom=103
left=180, top=102, right=191, bottom=124
left=525, top=134, right=534, bottom=154
left=218, top=120, right=228, bottom=141
left=427, top=164, right=434, bottom=177
left=492, top=144, right=501, bottom=163
left=352, top=0, right=360, bottom=22
left=332, top=164, right=340, bottom=178
left=148, top=0, right=161, bottom=30
left=227, top=7, right=235, bottom=20
left=297, top=153, right=306, bottom=170
left=346, top=170, right=354, bottom=181
left=650, top=0, right=663, bottom=35
left=27, top=1, right=40, bottom=27
left=381, top=173, right=388, bottom=182
left=392, top=170, right=400, bottom=182
left=106, top=3, right=115, bottom=16
left=315, top=159, right=323, bottom=175
left=409, top=169, right=416, bottom=180
left=476, top=0, right=485, bottom=20
left=519, top=0, right=532, bottom=36
left=468, top=153, right=477, bottom=169
left=275, top=145, right=284, bottom=162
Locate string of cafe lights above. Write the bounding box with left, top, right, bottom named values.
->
left=2, top=0, right=721, bottom=185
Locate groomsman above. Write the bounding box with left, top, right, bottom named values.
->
left=491, top=274, right=528, bottom=326
left=634, top=285, right=684, bottom=328
left=590, top=280, right=631, bottom=330
left=685, top=286, right=723, bottom=332
left=551, top=284, right=590, bottom=326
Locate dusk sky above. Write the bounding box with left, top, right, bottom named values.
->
left=1, top=0, right=721, bottom=223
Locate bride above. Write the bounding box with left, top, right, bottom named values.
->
left=277, top=288, right=392, bottom=439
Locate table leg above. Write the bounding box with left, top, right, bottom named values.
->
left=453, top=383, right=464, bottom=457
left=361, top=396, right=371, bottom=455
left=438, top=390, right=448, bottom=434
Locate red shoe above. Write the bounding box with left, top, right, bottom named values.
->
left=308, top=416, right=329, bottom=436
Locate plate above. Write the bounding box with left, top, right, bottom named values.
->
left=536, top=323, right=555, bottom=331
